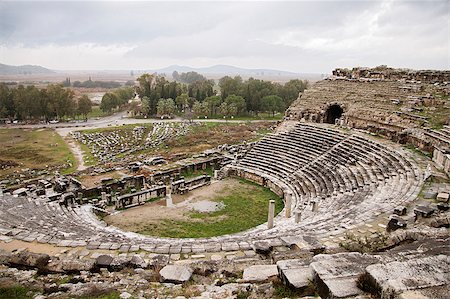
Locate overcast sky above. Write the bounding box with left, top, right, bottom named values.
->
left=0, top=0, right=448, bottom=73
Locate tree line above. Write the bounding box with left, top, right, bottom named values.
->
left=133, top=72, right=308, bottom=118
left=63, top=77, right=134, bottom=89
left=0, top=84, right=94, bottom=121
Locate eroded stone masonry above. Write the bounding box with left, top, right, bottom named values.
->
left=0, top=66, right=448, bottom=299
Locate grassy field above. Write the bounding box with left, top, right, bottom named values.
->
left=86, top=105, right=113, bottom=119
left=193, top=112, right=284, bottom=121
left=0, top=128, right=76, bottom=178
left=137, top=178, right=284, bottom=238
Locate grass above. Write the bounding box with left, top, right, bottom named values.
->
left=195, top=112, right=284, bottom=121
left=0, top=285, right=34, bottom=299
left=181, top=165, right=214, bottom=179
left=0, top=128, right=76, bottom=178
left=78, top=140, right=98, bottom=166
left=86, top=105, right=114, bottom=119
left=76, top=293, right=121, bottom=299
left=405, top=144, right=432, bottom=158
left=273, top=280, right=317, bottom=298
left=137, top=178, right=284, bottom=238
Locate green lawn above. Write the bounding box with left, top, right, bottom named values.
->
left=87, top=105, right=114, bottom=119
left=137, top=178, right=284, bottom=238
left=0, top=128, right=76, bottom=177
left=193, top=112, right=284, bottom=121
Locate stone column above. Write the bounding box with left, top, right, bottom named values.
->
left=268, top=200, right=275, bottom=229
left=101, top=192, right=106, bottom=202
left=311, top=201, right=318, bottom=212
left=285, top=194, right=292, bottom=218
left=214, top=170, right=219, bottom=180
left=295, top=211, right=302, bottom=223
left=0, top=187, right=3, bottom=197
left=166, top=180, right=173, bottom=207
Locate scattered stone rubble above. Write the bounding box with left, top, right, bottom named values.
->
left=72, top=122, right=197, bottom=163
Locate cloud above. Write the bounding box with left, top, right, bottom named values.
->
left=0, top=0, right=448, bottom=73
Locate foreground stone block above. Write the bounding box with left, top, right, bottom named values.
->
left=365, top=255, right=450, bottom=298
left=310, top=252, right=379, bottom=298
left=95, top=255, right=114, bottom=268
left=9, top=250, right=50, bottom=270
left=243, top=265, right=278, bottom=282
left=159, top=265, right=193, bottom=283
left=277, top=259, right=312, bottom=289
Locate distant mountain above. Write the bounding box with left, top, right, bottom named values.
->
left=0, top=63, right=54, bottom=75
left=152, top=64, right=303, bottom=77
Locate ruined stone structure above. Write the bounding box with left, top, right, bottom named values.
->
left=0, top=66, right=448, bottom=298
left=287, top=66, right=450, bottom=176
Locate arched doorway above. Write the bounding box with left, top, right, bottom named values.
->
left=324, top=104, right=343, bottom=124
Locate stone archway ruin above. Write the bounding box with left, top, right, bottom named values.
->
left=324, top=104, right=344, bottom=124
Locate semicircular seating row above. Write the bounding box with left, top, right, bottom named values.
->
left=234, top=123, right=422, bottom=237
left=0, top=123, right=422, bottom=253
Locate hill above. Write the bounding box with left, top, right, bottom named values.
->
left=153, top=64, right=314, bottom=77
left=0, top=63, right=54, bottom=75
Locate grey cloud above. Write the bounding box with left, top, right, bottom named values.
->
left=0, top=1, right=448, bottom=73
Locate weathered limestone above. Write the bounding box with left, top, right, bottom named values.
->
left=268, top=200, right=275, bottom=229
left=295, top=211, right=302, bottom=223
left=242, top=265, right=278, bottom=282
left=310, top=252, right=379, bottom=298
left=159, top=265, right=193, bottom=283
left=285, top=194, right=292, bottom=218
left=277, top=259, right=312, bottom=289
left=437, top=192, right=449, bottom=202
left=365, top=255, right=450, bottom=298
left=166, top=181, right=173, bottom=208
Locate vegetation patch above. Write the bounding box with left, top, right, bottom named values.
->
left=0, top=128, right=76, bottom=177
left=0, top=284, right=37, bottom=299
left=126, top=178, right=283, bottom=238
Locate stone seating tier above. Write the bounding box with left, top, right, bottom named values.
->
left=0, top=122, right=422, bottom=253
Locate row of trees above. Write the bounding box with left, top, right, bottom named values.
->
left=99, top=87, right=135, bottom=112
left=135, top=72, right=308, bottom=118
left=0, top=84, right=93, bottom=121
left=63, top=77, right=134, bottom=89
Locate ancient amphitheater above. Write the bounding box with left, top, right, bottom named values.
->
left=0, top=66, right=449, bottom=299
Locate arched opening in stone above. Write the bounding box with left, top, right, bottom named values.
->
left=324, top=104, right=343, bottom=124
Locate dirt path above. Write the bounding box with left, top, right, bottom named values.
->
left=104, top=178, right=241, bottom=231
left=64, top=135, right=87, bottom=171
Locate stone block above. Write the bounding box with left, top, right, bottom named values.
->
left=436, top=192, right=449, bottom=202
left=365, top=255, right=450, bottom=298
left=242, top=265, right=278, bottom=282
left=277, top=259, right=312, bottom=289
left=310, top=252, right=379, bottom=298
left=159, top=265, right=193, bottom=283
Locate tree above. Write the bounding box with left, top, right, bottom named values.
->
left=224, top=95, right=246, bottom=115
left=0, top=84, right=15, bottom=119
left=204, top=95, right=222, bottom=116
left=261, top=95, right=285, bottom=116
left=156, top=98, right=176, bottom=117
left=114, top=87, right=134, bottom=106
left=219, top=102, right=237, bottom=118
left=46, top=84, right=76, bottom=120
left=219, top=76, right=243, bottom=100
left=175, top=93, right=189, bottom=111
left=279, top=79, right=308, bottom=107
left=100, top=92, right=119, bottom=112
left=192, top=101, right=209, bottom=118
left=77, top=95, right=92, bottom=120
